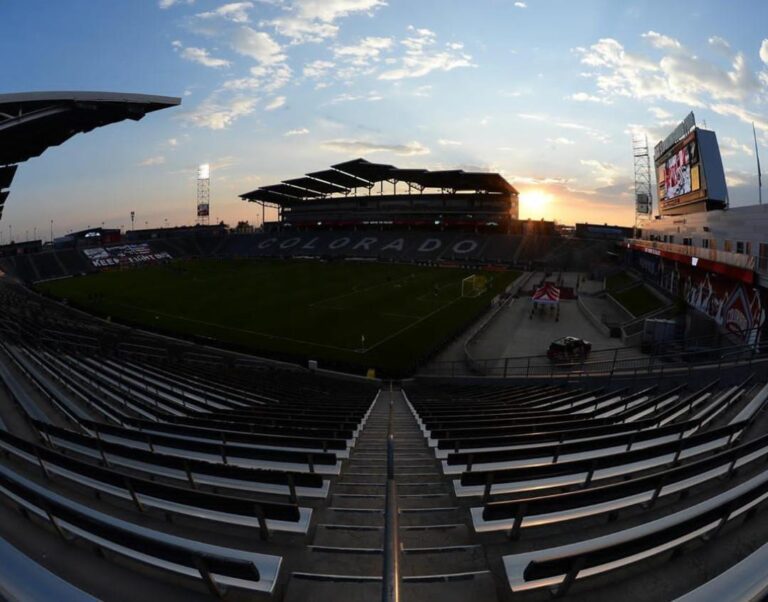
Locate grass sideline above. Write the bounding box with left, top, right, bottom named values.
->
left=37, top=259, right=519, bottom=375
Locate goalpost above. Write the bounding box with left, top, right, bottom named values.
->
left=461, top=274, right=487, bottom=298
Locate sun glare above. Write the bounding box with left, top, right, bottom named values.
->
left=520, top=189, right=553, bottom=217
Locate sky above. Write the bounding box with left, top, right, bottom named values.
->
left=2, top=0, right=767, bottom=241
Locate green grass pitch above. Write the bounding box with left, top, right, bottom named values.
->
left=37, top=259, right=519, bottom=375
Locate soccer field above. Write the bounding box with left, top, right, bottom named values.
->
left=37, top=259, right=518, bottom=375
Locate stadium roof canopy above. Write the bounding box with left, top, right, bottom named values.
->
left=241, top=158, right=518, bottom=205
left=0, top=91, right=180, bottom=219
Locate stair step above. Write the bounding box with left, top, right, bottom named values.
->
left=400, top=524, right=472, bottom=547
left=401, top=546, right=486, bottom=576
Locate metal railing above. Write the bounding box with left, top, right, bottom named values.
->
left=382, top=384, right=400, bottom=602
left=628, top=238, right=756, bottom=271
left=424, top=339, right=766, bottom=379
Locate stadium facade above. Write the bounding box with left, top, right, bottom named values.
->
left=627, top=113, right=767, bottom=346
left=241, top=158, right=520, bottom=233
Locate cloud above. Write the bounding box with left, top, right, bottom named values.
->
left=330, top=91, right=383, bottom=103
left=642, top=31, right=682, bottom=50
left=167, top=138, right=179, bottom=146
left=224, top=63, right=293, bottom=93
left=182, top=95, right=258, bottom=129
left=264, top=96, right=286, bottom=110
left=321, top=139, right=429, bottom=156
left=648, top=106, right=672, bottom=119
left=378, top=26, right=474, bottom=80
left=284, top=128, right=309, bottom=136
left=263, top=17, right=338, bottom=43
left=580, top=159, right=624, bottom=186
left=514, top=1, right=527, bottom=7
left=413, top=85, right=432, bottom=97
left=710, top=103, right=768, bottom=132
left=546, top=137, right=574, bottom=145
left=761, top=39, right=768, bottom=65
left=139, top=156, right=166, bottom=166
left=159, top=0, right=193, bottom=8
left=179, top=46, right=230, bottom=68
left=438, top=139, right=462, bottom=146
left=303, top=60, right=335, bottom=78
left=708, top=36, right=731, bottom=52
left=334, top=36, right=393, bottom=66
left=262, top=0, right=385, bottom=44
left=293, top=0, right=387, bottom=22
left=719, top=136, right=754, bottom=157
left=576, top=34, right=762, bottom=109
left=231, top=27, right=285, bottom=64
left=569, top=92, right=610, bottom=103
left=196, top=2, right=253, bottom=23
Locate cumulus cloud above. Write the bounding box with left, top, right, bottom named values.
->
left=321, top=139, right=430, bottom=156
left=330, top=91, right=383, bottom=103
left=642, top=31, right=682, bottom=50
left=303, top=60, right=335, bottom=79
left=139, top=155, right=166, bottom=166
left=761, top=39, right=768, bottom=65
left=378, top=26, right=474, bottom=80
left=569, top=92, right=610, bottom=103
left=231, top=27, right=285, bottom=64
left=262, top=0, right=385, bottom=44
left=547, top=137, right=574, bottom=145
left=293, top=0, right=387, bottom=22
left=575, top=33, right=762, bottom=110
left=196, top=2, right=253, bottom=22
left=334, top=36, right=393, bottom=66
left=580, top=159, right=624, bottom=186
left=284, top=128, right=309, bottom=136
left=708, top=36, right=731, bottom=52
left=438, top=139, right=462, bottom=146
left=514, top=1, right=527, bottom=7
left=179, top=46, right=230, bottom=68
left=719, top=136, right=753, bottom=157
left=224, top=63, right=293, bottom=93
left=264, top=96, right=286, bottom=110
left=159, top=0, right=194, bottom=8
left=182, top=95, right=258, bottom=129
left=648, top=106, right=673, bottom=119
left=710, top=103, right=768, bottom=132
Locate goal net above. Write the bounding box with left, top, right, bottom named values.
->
left=461, top=274, right=487, bottom=298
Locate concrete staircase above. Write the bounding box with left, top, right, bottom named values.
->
left=284, top=387, right=498, bottom=602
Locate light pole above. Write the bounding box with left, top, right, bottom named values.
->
left=50, top=220, right=54, bottom=242
left=130, top=211, right=135, bottom=231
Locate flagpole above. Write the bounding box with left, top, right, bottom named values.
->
left=755, top=122, right=762, bottom=205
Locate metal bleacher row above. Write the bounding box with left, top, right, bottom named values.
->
left=404, top=378, right=768, bottom=599
left=0, top=338, right=377, bottom=598
left=2, top=265, right=768, bottom=600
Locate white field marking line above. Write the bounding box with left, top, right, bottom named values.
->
left=111, top=302, right=359, bottom=353
left=309, top=273, right=415, bottom=308
left=358, top=296, right=463, bottom=354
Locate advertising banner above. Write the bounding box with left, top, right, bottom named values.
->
left=83, top=243, right=172, bottom=268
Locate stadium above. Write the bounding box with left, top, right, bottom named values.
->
left=1, top=69, right=768, bottom=602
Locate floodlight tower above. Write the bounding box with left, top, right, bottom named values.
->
left=197, top=163, right=210, bottom=225
left=632, top=135, right=653, bottom=236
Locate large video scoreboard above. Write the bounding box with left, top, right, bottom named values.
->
left=654, top=113, right=728, bottom=216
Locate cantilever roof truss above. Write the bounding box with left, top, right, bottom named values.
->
left=0, top=91, right=180, bottom=221
left=241, top=158, right=518, bottom=205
